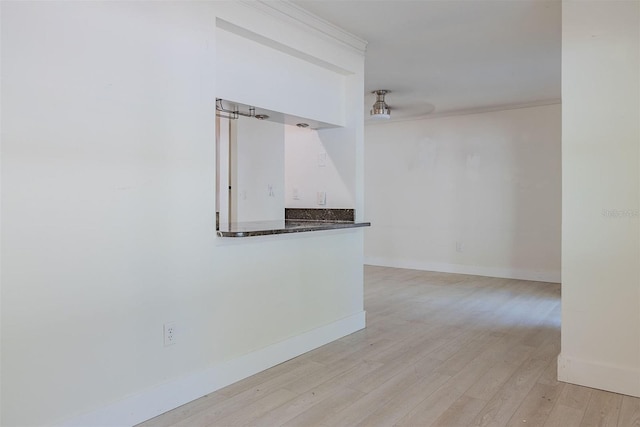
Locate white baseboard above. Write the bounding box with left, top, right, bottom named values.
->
left=558, top=353, right=640, bottom=397
left=363, top=257, right=561, bottom=283
left=61, top=311, right=366, bottom=427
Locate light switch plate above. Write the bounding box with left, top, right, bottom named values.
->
left=318, top=152, right=327, bottom=167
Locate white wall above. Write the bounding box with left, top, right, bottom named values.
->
left=231, top=117, right=285, bottom=222
left=285, top=125, right=355, bottom=208
left=216, top=26, right=346, bottom=127
left=364, top=104, right=561, bottom=282
left=559, top=1, right=640, bottom=397
left=0, top=2, right=365, bottom=425
left=217, top=13, right=360, bottom=217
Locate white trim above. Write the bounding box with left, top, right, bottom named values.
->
left=558, top=353, right=640, bottom=398
left=364, top=256, right=561, bottom=283
left=366, top=99, right=562, bottom=125
left=239, top=1, right=367, bottom=55
left=60, top=312, right=366, bottom=427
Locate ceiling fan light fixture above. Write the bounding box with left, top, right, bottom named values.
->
left=370, top=90, right=391, bottom=120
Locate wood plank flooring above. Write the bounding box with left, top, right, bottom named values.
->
left=138, top=266, right=640, bottom=427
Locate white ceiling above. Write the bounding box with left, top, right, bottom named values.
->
left=292, top=0, right=561, bottom=121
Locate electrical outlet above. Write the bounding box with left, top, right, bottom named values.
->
left=318, top=191, right=327, bottom=206
left=164, top=322, right=177, bottom=346
left=317, top=191, right=326, bottom=205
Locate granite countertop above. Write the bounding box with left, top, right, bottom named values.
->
left=217, top=219, right=370, bottom=238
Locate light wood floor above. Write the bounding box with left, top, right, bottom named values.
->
left=138, top=266, right=640, bottom=427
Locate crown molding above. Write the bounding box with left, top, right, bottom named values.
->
left=366, top=98, right=562, bottom=125
left=237, top=1, right=368, bottom=55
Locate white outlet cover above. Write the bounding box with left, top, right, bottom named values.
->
left=164, top=322, right=176, bottom=346
left=317, top=191, right=326, bottom=205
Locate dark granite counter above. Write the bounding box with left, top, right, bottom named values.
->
left=285, top=208, right=355, bottom=222
left=217, top=219, right=370, bottom=238
left=217, top=208, right=370, bottom=237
